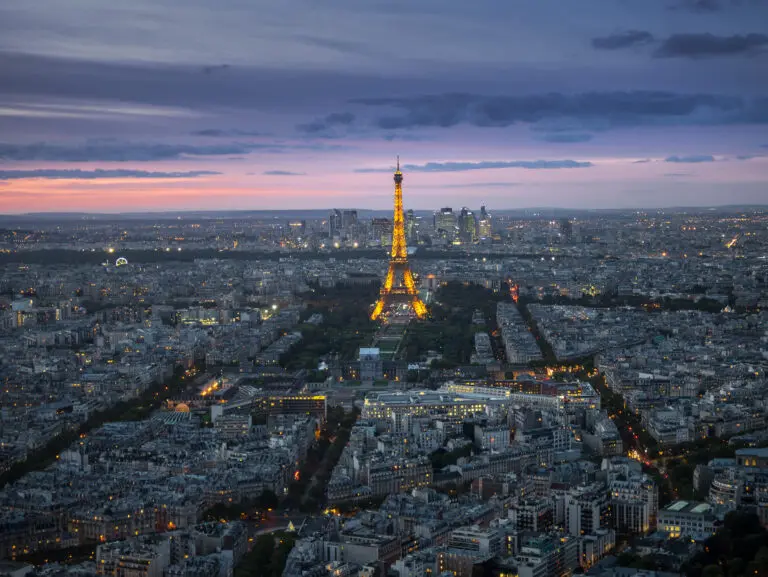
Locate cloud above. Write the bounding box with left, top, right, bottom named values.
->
left=664, top=172, right=693, bottom=177
left=295, top=36, right=381, bottom=58
left=538, top=133, right=593, bottom=143
left=438, top=182, right=522, bottom=188
left=0, top=140, right=336, bottom=161
left=352, top=91, right=768, bottom=131
left=0, top=101, right=198, bottom=120
left=201, top=64, right=231, bottom=75
left=0, top=52, right=400, bottom=114
left=667, top=0, right=729, bottom=12
left=262, top=170, right=306, bottom=176
left=655, top=33, right=768, bottom=58
left=297, top=112, right=355, bottom=135
left=591, top=31, right=654, bottom=50
left=0, top=169, right=220, bottom=180
left=355, top=160, right=593, bottom=173
left=326, top=113, right=355, bottom=125
left=633, top=158, right=653, bottom=163
left=665, top=154, right=716, bottom=163
left=192, top=129, right=267, bottom=137
left=382, top=133, right=425, bottom=142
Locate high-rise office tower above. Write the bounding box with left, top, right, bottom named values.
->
left=459, top=207, right=477, bottom=243
left=405, top=209, right=416, bottom=242
left=328, top=209, right=342, bottom=237
left=435, top=207, right=456, bottom=240
left=371, top=158, right=427, bottom=321
left=371, top=218, right=393, bottom=245
left=560, top=218, right=573, bottom=242
left=478, top=205, right=492, bottom=239
left=342, top=210, right=358, bottom=230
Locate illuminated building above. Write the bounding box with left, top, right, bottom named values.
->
left=458, top=207, right=477, bottom=243
left=96, top=536, right=171, bottom=577
left=405, top=208, right=416, bottom=241
left=477, top=205, right=492, bottom=239
left=510, top=498, right=554, bottom=533
left=252, top=395, right=327, bottom=420
left=578, top=529, right=615, bottom=570
left=441, top=381, right=599, bottom=414
left=658, top=500, right=718, bottom=541
left=213, top=413, right=252, bottom=439
left=367, top=456, right=432, bottom=496
left=371, top=218, right=393, bottom=245
left=361, top=391, right=496, bottom=422
left=448, top=526, right=501, bottom=557
left=605, top=460, right=658, bottom=534
left=434, top=207, right=456, bottom=240
left=514, top=533, right=578, bottom=577
left=565, top=483, right=611, bottom=538
left=371, top=158, right=427, bottom=321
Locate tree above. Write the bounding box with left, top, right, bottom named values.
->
left=258, top=489, right=279, bottom=510
left=702, top=565, right=724, bottom=577
left=727, top=558, right=746, bottom=577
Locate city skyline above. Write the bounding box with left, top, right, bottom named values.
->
left=1, top=0, right=768, bottom=212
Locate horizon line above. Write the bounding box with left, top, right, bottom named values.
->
left=1, top=203, right=768, bottom=218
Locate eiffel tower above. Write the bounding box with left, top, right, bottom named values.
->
left=371, top=158, right=428, bottom=321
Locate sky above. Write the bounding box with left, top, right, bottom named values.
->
left=1, top=0, right=767, bottom=213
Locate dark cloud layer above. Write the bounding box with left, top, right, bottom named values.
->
left=665, top=154, right=716, bottom=162
left=297, top=112, right=355, bottom=134
left=655, top=33, right=768, bottom=58
left=0, top=169, right=220, bottom=180
left=0, top=140, right=339, bottom=162
left=0, top=52, right=401, bottom=112
left=668, top=0, right=744, bottom=12
left=356, top=160, right=593, bottom=173
left=592, top=31, right=654, bottom=50
left=538, top=133, right=594, bottom=143
left=262, top=170, right=306, bottom=176
left=192, top=129, right=267, bottom=137
left=0, top=141, right=261, bottom=161
left=352, top=91, right=767, bottom=131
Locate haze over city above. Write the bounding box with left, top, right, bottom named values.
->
left=1, top=0, right=768, bottom=213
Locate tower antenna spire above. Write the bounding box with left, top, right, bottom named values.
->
left=396, top=155, right=400, bottom=171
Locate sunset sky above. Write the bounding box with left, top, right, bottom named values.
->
left=1, top=0, right=767, bottom=213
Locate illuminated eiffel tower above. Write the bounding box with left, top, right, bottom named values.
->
left=371, top=158, right=428, bottom=321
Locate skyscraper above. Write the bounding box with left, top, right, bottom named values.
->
left=435, top=207, right=456, bottom=241
left=371, top=218, right=393, bottom=245
left=560, top=218, right=573, bottom=242
left=405, top=209, right=416, bottom=242
left=328, top=209, right=342, bottom=238
left=459, top=207, right=477, bottom=244
left=342, top=210, right=358, bottom=230
left=478, top=205, right=492, bottom=239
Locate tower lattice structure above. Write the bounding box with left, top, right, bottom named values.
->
left=371, top=158, right=428, bottom=321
